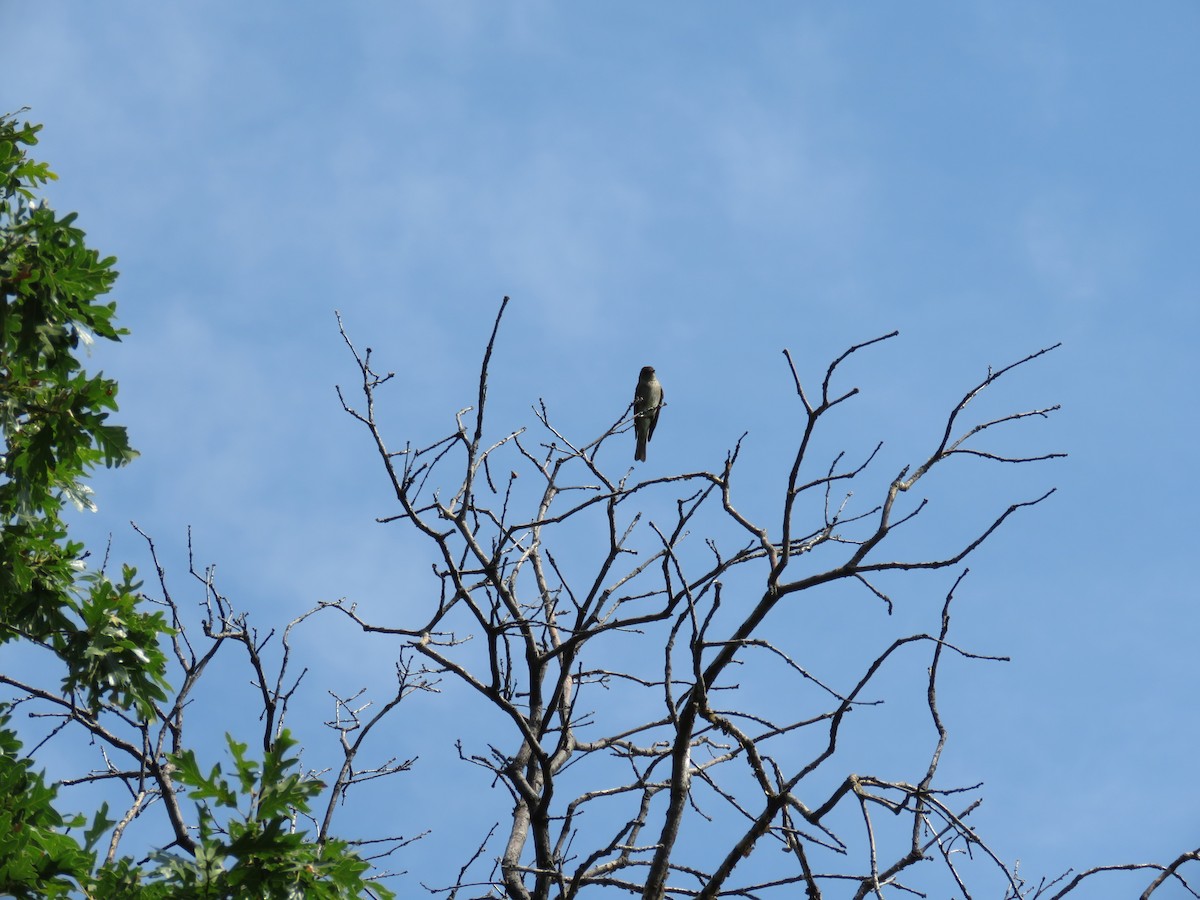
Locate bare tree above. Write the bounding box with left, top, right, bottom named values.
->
left=6, top=294, right=1195, bottom=898
left=321, top=297, right=1194, bottom=899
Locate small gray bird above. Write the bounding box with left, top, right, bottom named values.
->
left=633, top=365, right=663, bottom=462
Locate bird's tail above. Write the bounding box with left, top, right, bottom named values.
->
left=635, top=434, right=647, bottom=462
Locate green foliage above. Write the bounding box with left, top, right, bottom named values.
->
left=0, top=708, right=94, bottom=898
left=0, top=107, right=158, bottom=899
left=0, top=116, right=130, bottom=522
left=65, top=564, right=172, bottom=718
left=0, top=109, right=156, bottom=718
left=145, top=732, right=394, bottom=900
left=2, top=719, right=394, bottom=899
left=1, top=109, right=396, bottom=899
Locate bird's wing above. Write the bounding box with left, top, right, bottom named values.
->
left=647, top=386, right=662, bottom=440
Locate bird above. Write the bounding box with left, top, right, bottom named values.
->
left=633, top=365, right=663, bottom=462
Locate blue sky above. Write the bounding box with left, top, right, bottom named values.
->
left=6, top=2, right=1198, bottom=895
